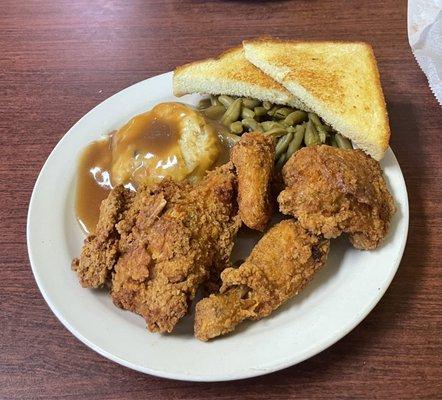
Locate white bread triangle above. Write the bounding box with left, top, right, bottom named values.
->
left=243, top=38, right=390, bottom=160
left=173, top=46, right=307, bottom=109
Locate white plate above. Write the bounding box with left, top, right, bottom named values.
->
left=27, top=72, right=409, bottom=382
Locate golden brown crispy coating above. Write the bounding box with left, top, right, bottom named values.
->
left=72, top=186, right=135, bottom=288
left=278, top=146, right=395, bottom=250
left=110, top=163, right=241, bottom=333
left=231, top=132, right=275, bottom=231
left=194, top=220, right=330, bottom=341
left=73, top=163, right=240, bottom=333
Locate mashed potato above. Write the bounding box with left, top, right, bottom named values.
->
left=110, top=102, right=220, bottom=187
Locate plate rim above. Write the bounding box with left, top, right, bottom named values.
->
left=27, top=72, right=409, bottom=381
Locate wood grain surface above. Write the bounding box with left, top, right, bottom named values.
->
left=1, top=0, right=441, bottom=398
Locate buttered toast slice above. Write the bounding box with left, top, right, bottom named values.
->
left=243, top=39, right=390, bottom=160
left=173, top=46, right=306, bottom=109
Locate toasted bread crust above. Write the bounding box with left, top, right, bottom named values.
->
left=364, top=44, right=390, bottom=152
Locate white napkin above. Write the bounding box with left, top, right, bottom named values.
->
left=408, top=0, right=442, bottom=105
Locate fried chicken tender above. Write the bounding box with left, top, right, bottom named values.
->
left=194, top=220, right=330, bottom=341
left=278, top=146, right=396, bottom=250
left=72, top=186, right=135, bottom=288
left=110, top=163, right=241, bottom=333
left=231, top=132, right=275, bottom=231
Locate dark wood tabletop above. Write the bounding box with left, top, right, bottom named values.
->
left=1, top=0, right=441, bottom=398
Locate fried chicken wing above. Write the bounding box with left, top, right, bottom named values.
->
left=278, top=146, right=395, bottom=250
left=231, top=132, right=275, bottom=231
left=194, top=220, right=330, bottom=341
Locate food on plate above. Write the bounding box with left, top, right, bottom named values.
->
left=194, top=220, right=330, bottom=341
left=231, top=132, right=275, bottom=231
left=73, top=162, right=241, bottom=333
left=243, top=38, right=390, bottom=160
left=174, top=38, right=390, bottom=162
left=278, top=146, right=396, bottom=250
left=75, top=102, right=226, bottom=234
left=71, top=37, right=397, bottom=340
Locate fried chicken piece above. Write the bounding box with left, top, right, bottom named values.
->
left=278, top=146, right=395, bottom=250
left=72, top=186, right=135, bottom=288
left=111, top=163, right=241, bottom=333
left=194, top=220, right=330, bottom=341
left=231, top=132, right=275, bottom=231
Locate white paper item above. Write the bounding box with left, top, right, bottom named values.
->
left=408, top=0, right=442, bottom=105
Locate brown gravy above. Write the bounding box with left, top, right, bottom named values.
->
left=110, top=108, right=183, bottom=186
left=119, top=117, right=180, bottom=157
left=76, top=103, right=234, bottom=234
left=76, top=138, right=113, bottom=234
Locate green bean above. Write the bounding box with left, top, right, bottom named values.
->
left=330, top=135, right=338, bottom=147
left=243, top=98, right=261, bottom=109
left=242, top=118, right=263, bottom=132
left=241, top=107, right=255, bottom=119
left=197, top=98, right=211, bottom=110
left=225, top=132, right=241, bottom=143
left=267, top=105, right=279, bottom=116
left=262, top=121, right=285, bottom=131
left=218, top=95, right=235, bottom=108
left=210, top=95, right=222, bottom=106
left=275, top=153, right=287, bottom=169
left=335, top=134, right=353, bottom=149
left=230, top=121, right=243, bottom=134
left=275, top=132, right=294, bottom=159
left=323, top=124, right=333, bottom=133
left=263, top=101, right=273, bottom=110
left=308, top=113, right=328, bottom=143
left=286, top=124, right=306, bottom=159
left=261, top=121, right=273, bottom=131
left=263, top=127, right=288, bottom=138
left=308, top=113, right=322, bottom=127
left=254, top=106, right=267, bottom=117
left=304, top=120, right=321, bottom=147
left=284, top=110, right=308, bottom=126
left=221, top=98, right=242, bottom=126
left=274, top=107, right=293, bottom=119
left=202, top=105, right=226, bottom=120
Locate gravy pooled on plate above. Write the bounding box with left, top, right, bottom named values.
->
left=76, top=138, right=113, bottom=234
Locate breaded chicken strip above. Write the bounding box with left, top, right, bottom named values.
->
left=231, top=132, right=275, bottom=231
left=111, top=163, right=241, bottom=333
left=278, top=146, right=395, bottom=250
left=194, top=220, right=329, bottom=341
left=72, top=186, right=135, bottom=288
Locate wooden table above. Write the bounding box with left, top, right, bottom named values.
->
left=1, top=0, right=441, bottom=398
